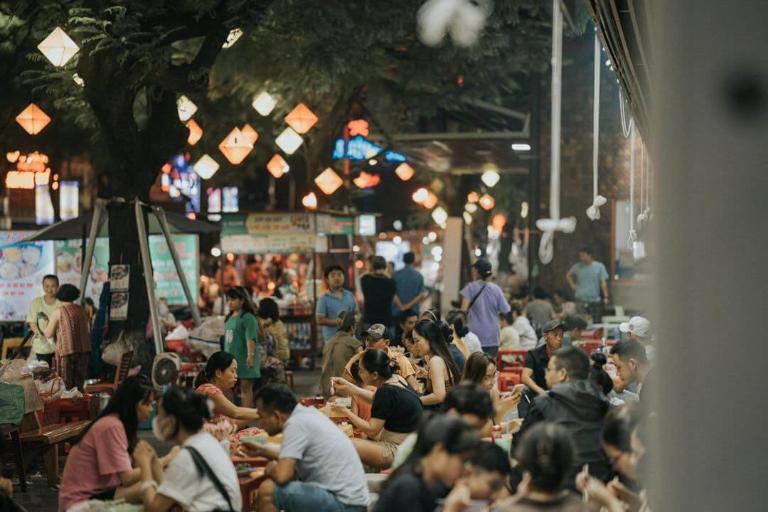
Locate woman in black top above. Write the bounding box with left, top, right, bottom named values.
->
left=374, top=415, right=480, bottom=512
left=330, top=349, right=422, bottom=470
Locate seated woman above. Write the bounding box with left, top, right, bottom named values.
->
left=446, top=310, right=482, bottom=358
left=409, top=320, right=462, bottom=409
left=462, top=352, right=523, bottom=423
left=331, top=349, right=423, bottom=469
left=256, top=298, right=287, bottom=385
left=59, top=377, right=170, bottom=511
left=135, top=387, right=242, bottom=512
left=195, top=351, right=261, bottom=443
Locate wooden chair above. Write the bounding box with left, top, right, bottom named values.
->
left=84, top=351, right=133, bottom=395
left=1, top=338, right=25, bottom=360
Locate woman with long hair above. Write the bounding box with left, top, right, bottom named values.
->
left=446, top=310, right=482, bottom=358
left=462, top=352, right=523, bottom=423
left=223, top=286, right=260, bottom=408
left=195, top=351, right=261, bottom=443
left=410, top=320, right=461, bottom=408
left=374, top=415, right=480, bottom=512
left=134, top=387, right=242, bottom=512
left=330, top=349, right=423, bottom=470
left=59, top=377, right=166, bottom=511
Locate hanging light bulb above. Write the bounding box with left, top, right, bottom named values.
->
left=186, top=119, right=203, bottom=145
left=479, top=193, right=495, bottom=210
left=431, top=206, right=448, bottom=226
left=177, top=95, right=197, bottom=122
left=314, top=168, right=344, bottom=195
left=252, top=92, right=277, bottom=116
left=285, top=103, right=319, bottom=134
left=15, top=104, right=51, bottom=135
left=193, top=154, right=220, bottom=179
left=275, top=127, right=303, bottom=155
left=37, top=27, right=79, bottom=67
left=520, top=201, right=529, bottom=219
left=302, top=192, right=318, bottom=209
left=395, top=163, right=415, bottom=181
left=266, top=154, right=290, bottom=178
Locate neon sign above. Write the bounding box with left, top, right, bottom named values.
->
left=332, top=135, right=407, bottom=163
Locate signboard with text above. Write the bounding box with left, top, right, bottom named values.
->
left=0, top=231, right=55, bottom=321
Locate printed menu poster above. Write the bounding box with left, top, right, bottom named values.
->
left=0, top=231, right=55, bottom=322
left=109, top=264, right=130, bottom=291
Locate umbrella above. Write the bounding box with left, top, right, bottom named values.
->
left=23, top=208, right=218, bottom=241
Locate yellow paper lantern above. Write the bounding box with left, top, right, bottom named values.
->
left=395, top=163, right=415, bottom=181
left=285, top=103, right=318, bottom=134
left=193, top=154, right=220, bottom=179
left=240, top=124, right=259, bottom=145
left=38, top=27, right=79, bottom=67
left=315, top=168, right=343, bottom=195
left=186, top=119, right=203, bottom=145
left=479, top=193, right=495, bottom=211
left=275, top=127, right=303, bottom=155
left=177, top=95, right=197, bottom=122
left=218, top=127, right=254, bottom=165
left=16, top=103, right=51, bottom=135
left=266, top=154, right=290, bottom=178
left=252, top=92, right=277, bottom=116
left=302, top=192, right=318, bottom=209
left=422, top=192, right=439, bottom=210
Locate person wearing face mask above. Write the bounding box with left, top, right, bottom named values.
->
left=374, top=415, right=481, bottom=512
left=135, top=387, right=242, bottom=512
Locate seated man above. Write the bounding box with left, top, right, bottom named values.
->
left=516, top=346, right=612, bottom=482
left=610, top=339, right=652, bottom=403
left=343, top=324, right=418, bottom=390
left=393, top=309, right=419, bottom=348
left=243, top=385, right=369, bottom=512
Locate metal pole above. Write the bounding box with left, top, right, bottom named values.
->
left=153, top=206, right=202, bottom=326
left=135, top=200, right=163, bottom=355
left=80, top=199, right=105, bottom=303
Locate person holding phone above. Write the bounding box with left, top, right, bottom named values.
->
left=26, top=274, right=60, bottom=366
left=462, top=352, right=522, bottom=423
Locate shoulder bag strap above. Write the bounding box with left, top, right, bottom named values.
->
left=467, top=283, right=488, bottom=312
left=186, top=446, right=236, bottom=512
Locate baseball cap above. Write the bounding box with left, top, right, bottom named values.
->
left=619, top=316, right=652, bottom=338
left=472, top=258, right=493, bottom=278
left=365, top=324, right=386, bottom=340
left=542, top=320, right=566, bottom=333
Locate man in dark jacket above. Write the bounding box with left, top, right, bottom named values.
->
left=516, top=346, right=612, bottom=482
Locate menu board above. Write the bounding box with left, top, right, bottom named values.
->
left=147, top=234, right=199, bottom=305
left=0, top=231, right=55, bottom=321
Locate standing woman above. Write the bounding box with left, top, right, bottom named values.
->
left=410, top=320, right=462, bottom=408
left=223, top=286, right=260, bottom=408
left=43, top=284, right=91, bottom=391
left=331, top=349, right=423, bottom=470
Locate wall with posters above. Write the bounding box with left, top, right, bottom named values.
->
left=0, top=231, right=55, bottom=321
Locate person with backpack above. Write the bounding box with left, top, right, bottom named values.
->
left=134, top=386, right=241, bottom=512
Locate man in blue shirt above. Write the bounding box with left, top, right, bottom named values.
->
left=392, top=252, right=427, bottom=315
left=316, top=265, right=358, bottom=342
left=566, top=247, right=610, bottom=322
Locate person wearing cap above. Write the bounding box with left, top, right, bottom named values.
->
left=343, top=324, right=418, bottom=390
left=619, top=316, right=654, bottom=362
left=320, top=311, right=361, bottom=397
left=566, top=247, right=610, bottom=322
left=460, top=259, right=511, bottom=357
left=521, top=320, right=565, bottom=397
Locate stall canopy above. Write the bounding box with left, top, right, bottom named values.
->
left=22, top=208, right=218, bottom=241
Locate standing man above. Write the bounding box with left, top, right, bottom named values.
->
left=460, top=259, right=510, bottom=357
left=316, top=265, right=358, bottom=344
left=566, top=247, right=610, bottom=322
left=360, top=256, right=400, bottom=336
left=392, top=252, right=427, bottom=315
left=26, top=274, right=60, bottom=367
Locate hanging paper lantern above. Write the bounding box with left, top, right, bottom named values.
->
left=422, top=192, right=439, bottom=210
left=467, top=191, right=480, bottom=203
left=481, top=168, right=500, bottom=187
left=186, top=119, right=203, bottom=145
left=412, top=188, right=429, bottom=204
left=252, top=92, right=277, bottom=116
left=479, top=193, right=495, bottom=210
left=240, top=124, right=259, bottom=145
left=266, top=154, right=290, bottom=178
left=193, top=154, right=220, bottom=179
left=315, top=168, right=344, bottom=195
left=353, top=171, right=381, bottom=189
left=395, top=163, right=415, bottom=181
left=177, top=95, right=197, bottom=122
left=302, top=192, right=318, bottom=209
left=347, top=119, right=369, bottom=137
left=16, top=103, right=51, bottom=135
left=275, top=127, right=303, bottom=155
left=432, top=207, right=448, bottom=226
left=222, top=28, right=243, bottom=49
left=37, top=27, right=79, bottom=67
left=491, top=213, right=507, bottom=231
left=285, top=103, right=318, bottom=134
left=218, top=127, right=254, bottom=165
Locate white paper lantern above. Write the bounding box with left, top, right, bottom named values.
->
left=481, top=169, right=500, bottom=188
left=193, top=154, right=220, bottom=179
left=177, top=95, right=197, bottom=122
left=222, top=28, right=243, bottom=49
left=275, top=127, right=303, bottom=155
left=252, top=92, right=277, bottom=116
left=38, top=27, right=79, bottom=67
left=432, top=206, right=448, bottom=225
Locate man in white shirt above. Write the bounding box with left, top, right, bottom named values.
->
left=244, top=385, right=369, bottom=512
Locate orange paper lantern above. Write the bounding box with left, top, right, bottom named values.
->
left=347, top=119, right=369, bottom=137
left=467, top=191, right=480, bottom=203
left=218, top=127, right=253, bottom=165
left=186, top=119, right=203, bottom=145
left=285, top=103, right=318, bottom=134
left=353, top=171, right=381, bottom=189
left=422, top=192, right=439, bottom=210
left=16, top=103, right=51, bottom=135
left=479, top=193, right=495, bottom=211
left=491, top=213, right=507, bottom=231
left=266, top=154, right=290, bottom=178
left=240, top=124, right=259, bottom=145
left=314, top=168, right=343, bottom=195
left=395, top=163, right=415, bottom=181
left=412, top=188, right=429, bottom=204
